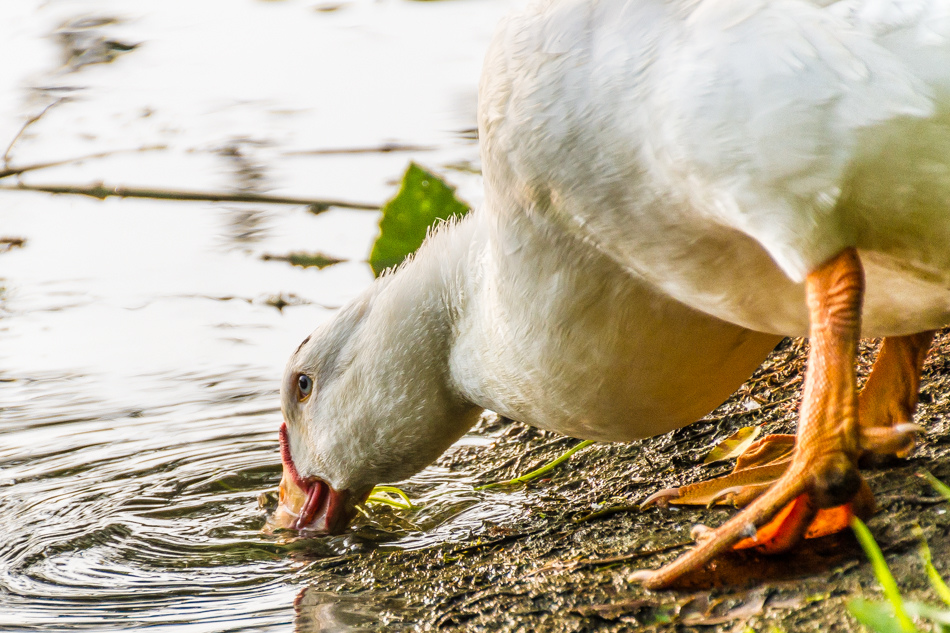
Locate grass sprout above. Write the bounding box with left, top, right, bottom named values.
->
left=914, top=524, right=950, bottom=609
left=919, top=470, right=950, bottom=503
left=365, top=485, right=416, bottom=510
left=475, top=440, right=595, bottom=491
left=848, top=469, right=950, bottom=633
left=849, top=516, right=916, bottom=633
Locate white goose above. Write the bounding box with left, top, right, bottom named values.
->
left=276, top=0, right=950, bottom=588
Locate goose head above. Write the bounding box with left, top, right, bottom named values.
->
left=271, top=251, right=482, bottom=534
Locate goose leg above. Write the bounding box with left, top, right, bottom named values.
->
left=643, top=332, right=933, bottom=511
left=632, top=248, right=867, bottom=589
left=858, top=332, right=933, bottom=457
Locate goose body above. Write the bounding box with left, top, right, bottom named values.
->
left=279, top=209, right=778, bottom=512
left=482, top=0, right=950, bottom=338
left=276, top=0, right=950, bottom=575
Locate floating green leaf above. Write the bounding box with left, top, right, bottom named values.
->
left=368, top=163, right=470, bottom=277
left=262, top=251, right=344, bottom=269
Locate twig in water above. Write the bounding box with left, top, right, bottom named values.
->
left=283, top=142, right=435, bottom=156
left=574, top=504, right=641, bottom=523
left=572, top=543, right=692, bottom=568
left=0, top=145, right=167, bottom=181
left=3, top=99, right=67, bottom=168
left=0, top=181, right=379, bottom=212
left=448, top=525, right=553, bottom=557
left=261, top=252, right=345, bottom=270
left=525, top=542, right=692, bottom=578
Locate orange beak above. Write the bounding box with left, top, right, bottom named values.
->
left=273, top=423, right=355, bottom=534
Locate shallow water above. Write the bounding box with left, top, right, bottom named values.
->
left=0, top=0, right=523, bottom=629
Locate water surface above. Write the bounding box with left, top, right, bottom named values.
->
left=0, top=0, right=523, bottom=628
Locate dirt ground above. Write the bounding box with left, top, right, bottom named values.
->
left=297, top=331, right=950, bottom=631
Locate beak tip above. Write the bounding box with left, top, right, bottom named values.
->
left=273, top=465, right=354, bottom=534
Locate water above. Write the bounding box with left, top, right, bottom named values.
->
left=0, top=0, right=524, bottom=628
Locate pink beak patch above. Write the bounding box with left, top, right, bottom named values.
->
left=277, top=422, right=353, bottom=534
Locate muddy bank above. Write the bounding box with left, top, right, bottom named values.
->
left=292, top=332, right=950, bottom=631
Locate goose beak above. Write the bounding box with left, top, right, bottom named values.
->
left=273, top=423, right=355, bottom=534
left=274, top=468, right=354, bottom=534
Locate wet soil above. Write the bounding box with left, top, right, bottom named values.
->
left=295, top=331, right=950, bottom=631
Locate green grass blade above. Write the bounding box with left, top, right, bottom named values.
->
left=370, top=485, right=414, bottom=506
left=851, top=517, right=917, bottom=633
left=913, top=525, right=950, bottom=607
left=365, top=484, right=416, bottom=510
left=919, top=470, right=950, bottom=502
left=848, top=599, right=912, bottom=633
left=904, top=601, right=950, bottom=626
left=475, top=440, right=595, bottom=491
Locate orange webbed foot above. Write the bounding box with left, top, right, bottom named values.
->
left=641, top=434, right=795, bottom=510
left=732, top=478, right=875, bottom=552
left=632, top=252, right=935, bottom=590
left=632, top=249, right=868, bottom=590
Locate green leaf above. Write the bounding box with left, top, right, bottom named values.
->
left=262, top=251, right=344, bottom=269
left=368, top=163, right=470, bottom=277
left=365, top=484, right=416, bottom=510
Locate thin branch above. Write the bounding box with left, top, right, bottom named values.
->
left=282, top=142, right=435, bottom=157
left=3, top=99, right=67, bottom=168
left=0, top=145, right=167, bottom=180
left=0, top=181, right=380, bottom=212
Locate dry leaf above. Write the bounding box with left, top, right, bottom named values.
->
left=703, top=425, right=762, bottom=464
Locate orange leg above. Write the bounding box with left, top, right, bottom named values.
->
left=642, top=333, right=932, bottom=513
left=632, top=248, right=868, bottom=589
left=859, top=332, right=933, bottom=457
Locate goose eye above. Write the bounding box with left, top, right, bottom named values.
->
left=296, top=374, right=313, bottom=401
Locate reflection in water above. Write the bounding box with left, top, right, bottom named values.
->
left=218, top=138, right=272, bottom=244
left=55, top=16, right=138, bottom=71
left=294, top=588, right=403, bottom=633
left=0, top=0, right=523, bottom=630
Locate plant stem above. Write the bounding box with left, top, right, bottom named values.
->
left=0, top=181, right=379, bottom=212
left=851, top=516, right=917, bottom=633
left=475, top=440, right=595, bottom=491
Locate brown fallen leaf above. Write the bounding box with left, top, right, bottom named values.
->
left=704, top=425, right=762, bottom=464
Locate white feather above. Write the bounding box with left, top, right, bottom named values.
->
left=282, top=0, right=950, bottom=496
